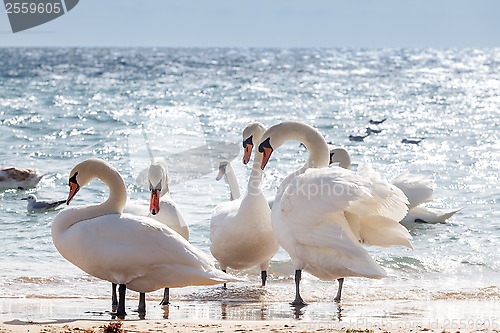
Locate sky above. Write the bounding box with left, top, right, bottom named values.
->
left=1, top=0, right=500, bottom=48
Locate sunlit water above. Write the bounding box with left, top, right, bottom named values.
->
left=0, top=48, right=499, bottom=322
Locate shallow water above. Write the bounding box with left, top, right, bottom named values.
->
left=0, top=48, right=499, bottom=320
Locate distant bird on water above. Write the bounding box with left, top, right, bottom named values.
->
left=22, top=194, right=66, bottom=212
left=0, top=167, right=43, bottom=189
left=402, top=138, right=423, bottom=145
left=369, top=118, right=387, bottom=125
left=349, top=133, right=370, bottom=142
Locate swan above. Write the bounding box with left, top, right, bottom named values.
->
left=210, top=122, right=280, bottom=287
left=126, top=158, right=190, bottom=240
left=120, top=157, right=190, bottom=306
left=216, top=161, right=241, bottom=201
left=257, top=121, right=412, bottom=305
left=330, top=147, right=461, bottom=224
left=0, top=167, right=43, bottom=189
left=21, top=194, right=65, bottom=212
left=52, top=158, right=237, bottom=317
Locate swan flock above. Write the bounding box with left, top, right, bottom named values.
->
left=51, top=120, right=457, bottom=316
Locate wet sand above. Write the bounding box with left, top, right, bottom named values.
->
left=1, top=295, right=499, bottom=333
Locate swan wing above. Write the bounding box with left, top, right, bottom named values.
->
left=274, top=200, right=386, bottom=279
left=392, top=172, right=434, bottom=209
left=354, top=164, right=409, bottom=221
left=279, top=167, right=411, bottom=248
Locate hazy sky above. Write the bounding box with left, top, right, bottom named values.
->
left=1, top=0, right=500, bottom=48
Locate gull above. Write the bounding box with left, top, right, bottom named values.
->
left=22, top=194, right=66, bottom=212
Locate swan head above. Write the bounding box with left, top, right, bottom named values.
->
left=329, top=147, right=352, bottom=170
left=242, top=122, right=266, bottom=165
left=66, top=158, right=108, bottom=204
left=256, top=121, right=298, bottom=170
left=216, top=161, right=228, bottom=181
left=148, top=158, right=168, bottom=215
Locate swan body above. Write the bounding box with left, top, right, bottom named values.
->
left=52, top=158, right=236, bottom=316
left=258, top=121, right=412, bottom=304
left=22, top=194, right=65, bottom=212
left=330, top=148, right=461, bottom=224
left=0, top=167, right=43, bottom=189
left=210, top=123, right=280, bottom=286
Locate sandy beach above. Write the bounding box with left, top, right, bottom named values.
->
left=1, top=293, right=499, bottom=333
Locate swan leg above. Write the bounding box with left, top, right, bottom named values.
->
left=291, top=270, right=306, bottom=306
left=334, top=278, right=344, bottom=302
left=116, top=284, right=127, bottom=318
left=261, top=271, right=267, bottom=286
left=138, top=292, right=146, bottom=314
left=222, top=270, right=228, bottom=289
left=159, top=288, right=170, bottom=305
left=111, top=283, right=118, bottom=308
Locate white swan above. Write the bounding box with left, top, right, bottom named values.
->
left=121, top=157, right=190, bottom=306
left=216, top=161, right=241, bottom=201
left=123, top=159, right=189, bottom=239
left=210, top=122, right=280, bottom=287
left=257, top=121, right=412, bottom=305
left=52, top=158, right=237, bottom=317
left=0, top=167, right=43, bottom=189
left=21, top=194, right=65, bottom=212
left=330, top=147, right=461, bottom=224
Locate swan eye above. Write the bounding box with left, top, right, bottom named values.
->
left=149, top=180, right=162, bottom=192
left=69, top=172, right=79, bottom=186
left=258, top=137, right=272, bottom=153
left=242, top=135, right=253, bottom=148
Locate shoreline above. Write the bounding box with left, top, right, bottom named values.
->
left=1, top=297, right=499, bottom=333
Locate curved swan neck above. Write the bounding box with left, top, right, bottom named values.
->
left=53, top=159, right=127, bottom=237
left=266, top=121, right=330, bottom=168
left=99, top=165, right=128, bottom=214
left=224, top=163, right=241, bottom=200
left=77, top=159, right=127, bottom=216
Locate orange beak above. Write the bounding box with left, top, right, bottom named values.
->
left=260, top=146, right=273, bottom=170
left=243, top=143, right=253, bottom=164
left=67, top=181, right=80, bottom=205
left=150, top=189, right=160, bottom=215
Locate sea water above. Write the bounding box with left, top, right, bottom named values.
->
left=0, top=48, right=499, bottom=321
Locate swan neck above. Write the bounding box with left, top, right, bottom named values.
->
left=248, top=148, right=264, bottom=191
left=94, top=163, right=128, bottom=215
left=276, top=123, right=329, bottom=168
left=224, top=164, right=241, bottom=200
